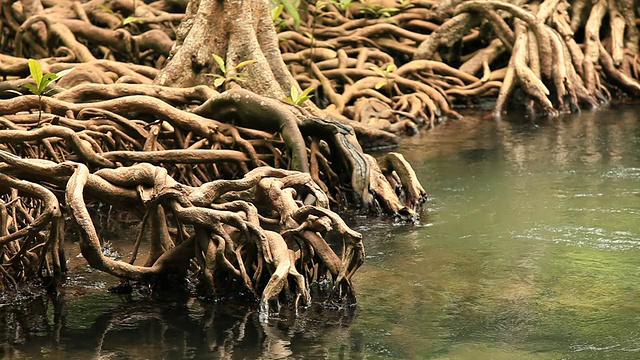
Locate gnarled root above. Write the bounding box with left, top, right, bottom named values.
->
left=0, top=150, right=362, bottom=311
left=415, top=0, right=640, bottom=115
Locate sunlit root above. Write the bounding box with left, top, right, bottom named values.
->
left=260, top=231, right=310, bottom=316
left=0, top=150, right=361, bottom=309
left=381, top=152, right=428, bottom=212
left=411, top=0, right=639, bottom=115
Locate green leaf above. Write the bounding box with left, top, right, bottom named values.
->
left=212, top=53, right=226, bottom=74
left=290, top=85, right=299, bottom=101
left=229, top=72, right=249, bottom=82
left=316, top=1, right=327, bottom=10
left=40, top=73, right=58, bottom=92
left=123, top=16, right=143, bottom=25
left=375, top=81, right=387, bottom=89
left=385, top=64, right=397, bottom=72
left=271, top=4, right=284, bottom=20
left=28, top=59, right=43, bottom=88
left=235, top=59, right=257, bottom=69
left=213, top=77, right=226, bottom=88
left=360, top=7, right=375, bottom=15
left=283, top=97, right=294, bottom=103
left=369, top=66, right=386, bottom=77
left=280, top=0, right=300, bottom=29
left=42, top=72, right=58, bottom=82
left=338, top=0, right=354, bottom=11
left=21, top=82, right=40, bottom=95
left=297, top=95, right=313, bottom=104
left=299, top=86, right=314, bottom=99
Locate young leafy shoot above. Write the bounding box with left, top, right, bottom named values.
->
left=316, top=0, right=355, bottom=13
left=21, top=59, right=73, bottom=123
left=284, top=85, right=314, bottom=105
left=22, top=59, right=72, bottom=96
left=271, top=4, right=284, bottom=20
left=360, top=5, right=400, bottom=18
left=271, top=3, right=286, bottom=29
left=212, top=53, right=226, bottom=75
left=206, top=54, right=256, bottom=88
left=370, top=63, right=396, bottom=89
left=207, top=53, right=228, bottom=87
left=271, top=0, right=301, bottom=29
left=21, top=59, right=43, bottom=96
left=235, top=59, right=257, bottom=70
left=282, top=0, right=301, bottom=28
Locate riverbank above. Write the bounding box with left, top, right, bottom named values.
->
left=2, top=104, right=640, bottom=359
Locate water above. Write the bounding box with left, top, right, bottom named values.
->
left=2, top=106, right=640, bottom=359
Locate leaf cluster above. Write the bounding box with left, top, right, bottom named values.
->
left=207, top=53, right=257, bottom=88
left=270, top=0, right=301, bottom=29
left=358, top=0, right=413, bottom=18
left=284, top=85, right=314, bottom=105
left=316, top=0, right=357, bottom=13
left=21, top=59, right=72, bottom=96
left=359, top=5, right=400, bottom=18
left=369, top=63, right=396, bottom=89
left=96, top=4, right=144, bottom=27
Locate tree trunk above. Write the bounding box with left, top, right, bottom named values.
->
left=156, top=0, right=426, bottom=217
left=156, top=0, right=296, bottom=98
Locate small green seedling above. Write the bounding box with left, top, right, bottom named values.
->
left=360, top=5, right=400, bottom=18
left=270, top=0, right=301, bottom=29
left=207, top=53, right=257, bottom=88
left=21, top=59, right=73, bottom=123
left=284, top=85, right=314, bottom=105
left=316, top=0, right=356, bottom=13
left=271, top=3, right=286, bottom=29
left=96, top=5, right=143, bottom=27
left=370, top=63, right=397, bottom=89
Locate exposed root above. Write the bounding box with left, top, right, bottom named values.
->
left=0, top=151, right=363, bottom=309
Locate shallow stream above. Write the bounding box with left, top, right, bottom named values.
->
left=2, top=106, right=640, bottom=359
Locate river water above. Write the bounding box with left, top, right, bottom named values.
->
left=1, top=106, right=640, bottom=359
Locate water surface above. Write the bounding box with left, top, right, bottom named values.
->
left=2, top=106, right=640, bottom=359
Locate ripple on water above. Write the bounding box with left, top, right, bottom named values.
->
left=571, top=342, right=640, bottom=354
left=513, top=225, right=640, bottom=251
left=602, top=167, right=640, bottom=179
left=567, top=207, right=640, bottom=216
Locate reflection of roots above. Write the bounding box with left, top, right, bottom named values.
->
left=0, top=150, right=364, bottom=309
left=1, top=294, right=358, bottom=358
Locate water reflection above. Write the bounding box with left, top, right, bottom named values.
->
left=0, top=291, right=358, bottom=359
left=356, top=105, right=640, bottom=359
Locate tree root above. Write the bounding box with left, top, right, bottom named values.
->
left=0, top=150, right=363, bottom=310
left=413, top=0, right=640, bottom=115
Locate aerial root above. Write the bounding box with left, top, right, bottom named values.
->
left=0, top=149, right=362, bottom=309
